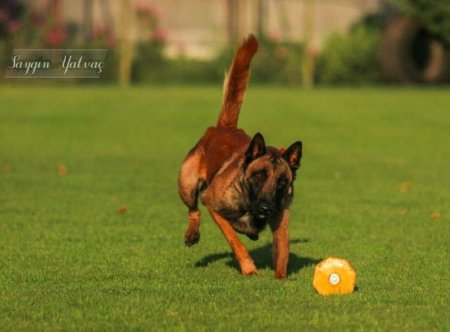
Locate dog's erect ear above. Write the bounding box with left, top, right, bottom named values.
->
left=283, top=141, right=302, bottom=172
left=245, top=133, right=266, bottom=164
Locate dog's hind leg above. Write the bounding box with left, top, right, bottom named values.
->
left=178, top=150, right=206, bottom=247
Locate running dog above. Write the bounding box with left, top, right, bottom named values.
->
left=178, top=34, right=302, bottom=279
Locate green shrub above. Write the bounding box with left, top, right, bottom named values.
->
left=316, top=26, right=382, bottom=85
left=253, top=41, right=304, bottom=85
left=392, top=0, right=450, bottom=46
left=132, top=40, right=304, bottom=85
left=132, top=41, right=166, bottom=83
left=83, top=28, right=119, bottom=83
left=213, top=40, right=304, bottom=85
left=0, top=40, right=8, bottom=78
left=132, top=58, right=222, bottom=84
left=98, top=49, right=119, bottom=82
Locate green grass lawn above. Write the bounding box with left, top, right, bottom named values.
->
left=0, top=85, right=449, bottom=330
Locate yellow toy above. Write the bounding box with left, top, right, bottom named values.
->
left=313, top=257, right=356, bottom=295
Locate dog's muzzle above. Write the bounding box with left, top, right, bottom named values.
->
left=256, top=201, right=275, bottom=219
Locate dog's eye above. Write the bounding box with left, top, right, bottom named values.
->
left=277, top=177, right=288, bottom=189
left=252, top=170, right=267, bottom=182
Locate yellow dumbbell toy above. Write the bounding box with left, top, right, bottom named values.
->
left=313, top=257, right=356, bottom=295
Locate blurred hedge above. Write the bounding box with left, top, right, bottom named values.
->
left=315, top=25, right=382, bottom=85
left=131, top=40, right=304, bottom=85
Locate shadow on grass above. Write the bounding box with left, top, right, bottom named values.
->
left=195, top=238, right=321, bottom=276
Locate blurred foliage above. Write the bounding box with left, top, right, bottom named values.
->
left=392, top=0, right=450, bottom=46
left=132, top=41, right=166, bottom=82
left=132, top=40, right=304, bottom=85
left=0, top=0, right=23, bottom=39
left=248, top=39, right=304, bottom=85
left=0, top=39, right=8, bottom=77
left=316, top=25, right=382, bottom=85
left=213, top=40, right=304, bottom=85
left=131, top=3, right=167, bottom=83
left=86, top=26, right=118, bottom=82
left=0, top=0, right=22, bottom=76
left=0, top=3, right=75, bottom=79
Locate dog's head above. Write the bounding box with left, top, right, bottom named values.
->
left=243, top=133, right=302, bottom=219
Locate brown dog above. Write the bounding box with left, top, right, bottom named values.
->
left=178, top=34, right=302, bottom=279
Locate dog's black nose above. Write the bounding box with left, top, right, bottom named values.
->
left=258, top=203, right=274, bottom=217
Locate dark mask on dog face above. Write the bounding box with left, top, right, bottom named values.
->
left=244, top=133, right=302, bottom=219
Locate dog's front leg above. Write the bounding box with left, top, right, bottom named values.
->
left=272, top=209, right=290, bottom=279
left=208, top=208, right=258, bottom=276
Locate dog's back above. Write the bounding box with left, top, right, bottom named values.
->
left=178, top=35, right=259, bottom=189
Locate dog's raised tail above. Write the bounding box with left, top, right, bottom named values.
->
left=217, top=34, right=258, bottom=128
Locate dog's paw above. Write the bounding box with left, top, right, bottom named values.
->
left=243, top=269, right=259, bottom=277
left=241, top=260, right=258, bottom=276
left=184, top=231, right=200, bottom=247
left=274, top=271, right=287, bottom=280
